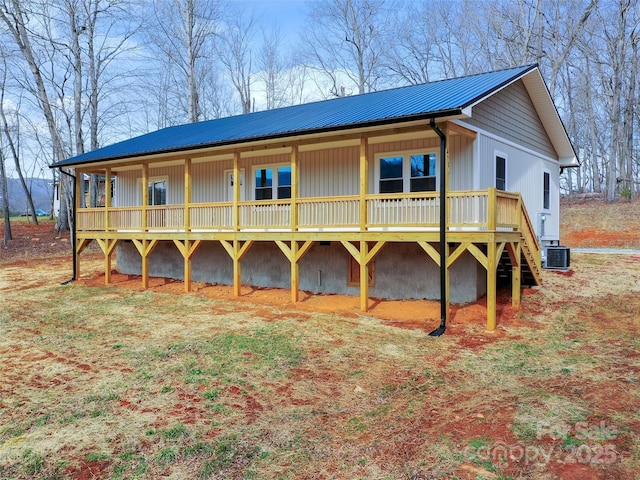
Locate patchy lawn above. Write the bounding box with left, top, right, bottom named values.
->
left=560, top=195, right=640, bottom=249
left=0, top=199, right=639, bottom=479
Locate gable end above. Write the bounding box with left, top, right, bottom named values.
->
left=465, top=79, right=558, bottom=160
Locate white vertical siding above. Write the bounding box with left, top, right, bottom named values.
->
left=300, top=147, right=359, bottom=197
left=113, top=134, right=476, bottom=205
left=192, top=160, right=232, bottom=203
left=477, top=134, right=560, bottom=240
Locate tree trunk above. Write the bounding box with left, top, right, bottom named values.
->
left=0, top=148, right=12, bottom=246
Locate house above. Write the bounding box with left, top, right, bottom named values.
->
left=50, top=64, right=577, bottom=331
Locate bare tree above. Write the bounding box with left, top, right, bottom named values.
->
left=147, top=0, right=220, bottom=124
left=258, top=26, right=287, bottom=110
left=301, top=0, right=394, bottom=96
left=217, top=9, right=257, bottom=114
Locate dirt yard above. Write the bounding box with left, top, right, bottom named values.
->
left=0, top=200, right=639, bottom=479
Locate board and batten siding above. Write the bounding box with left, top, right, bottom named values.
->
left=465, top=80, right=557, bottom=160
left=113, top=134, right=475, bottom=206
left=477, top=134, right=560, bottom=241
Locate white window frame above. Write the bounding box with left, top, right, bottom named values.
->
left=137, top=175, right=168, bottom=205
left=542, top=169, right=551, bottom=212
left=251, top=163, right=292, bottom=200
left=494, top=150, right=507, bottom=191
left=374, top=149, right=439, bottom=194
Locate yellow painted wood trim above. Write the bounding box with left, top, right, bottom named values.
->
left=467, top=243, right=488, bottom=270
left=295, top=240, right=314, bottom=262
left=365, top=241, right=386, bottom=265
left=142, top=164, right=149, bottom=231
left=233, top=152, right=240, bottom=232
left=219, top=239, right=234, bottom=259
left=486, top=238, right=497, bottom=331
left=290, top=145, right=298, bottom=231
left=446, top=121, right=477, bottom=139
left=488, top=187, right=497, bottom=231
left=131, top=239, right=144, bottom=257
left=184, top=158, right=192, bottom=232
left=418, top=241, right=440, bottom=266
left=360, top=240, right=369, bottom=312
left=173, top=239, right=187, bottom=257
left=145, top=239, right=158, bottom=256
left=447, top=242, right=470, bottom=268
left=506, top=242, right=520, bottom=267
left=105, top=167, right=111, bottom=231
left=275, top=240, right=293, bottom=262
left=341, top=240, right=362, bottom=264
left=236, top=240, right=254, bottom=261
left=495, top=242, right=506, bottom=266
left=188, top=240, right=202, bottom=258
left=359, top=136, right=368, bottom=232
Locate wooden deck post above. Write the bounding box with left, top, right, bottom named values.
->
left=74, top=171, right=82, bottom=280
left=219, top=240, right=253, bottom=297
left=142, top=164, right=149, bottom=231
left=233, top=152, right=240, bottom=232
left=487, top=236, right=497, bottom=331
left=104, top=167, right=111, bottom=232
left=359, top=136, right=368, bottom=231
left=360, top=240, right=369, bottom=312
left=184, top=158, right=192, bottom=233
left=511, top=242, right=521, bottom=309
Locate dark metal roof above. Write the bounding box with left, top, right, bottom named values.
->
left=51, top=64, right=537, bottom=168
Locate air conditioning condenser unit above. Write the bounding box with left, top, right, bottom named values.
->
left=546, top=246, right=570, bottom=269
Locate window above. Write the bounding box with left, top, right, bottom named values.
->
left=495, top=155, right=506, bottom=191
left=377, top=151, right=437, bottom=194
left=543, top=172, right=550, bottom=210
left=410, top=153, right=437, bottom=192
left=254, top=165, right=291, bottom=200
left=139, top=176, right=168, bottom=205
left=379, top=156, right=403, bottom=193
left=148, top=180, right=167, bottom=205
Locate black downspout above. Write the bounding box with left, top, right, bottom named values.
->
left=59, top=168, right=77, bottom=285
left=429, top=119, right=447, bottom=336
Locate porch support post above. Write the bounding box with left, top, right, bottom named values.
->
left=184, top=158, right=192, bottom=232
left=233, top=152, right=240, bottom=232
left=74, top=171, right=82, bottom=280
left=291, top=145, right=298, bottom=231
left=359, top=136, right=368, bottom=231
left=487, top=235, right=497, bottom=331
left=142, top=164, right=149, bottom=231
left=509, top=241, right=521, bottom=309
left=132, top=239, right=158, bottom=290
left=360, top=240, right=369, bottom=312
left=104, top=167, right=111, bottom=232
left=220, top=239, right=253, bottom=297
left=96, top=238, right=117, bottom=285
left=275, top=240, right=314, bottom=303
left=184, top=240, right=192, bottom=292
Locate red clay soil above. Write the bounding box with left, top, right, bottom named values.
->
left=0, top=219, right=73, bottom=263
left=1, top=219, right=521, bottom=332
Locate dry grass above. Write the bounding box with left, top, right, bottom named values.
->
left=0, top=250, right=639, bottom=480
left=560, top=196, right=640, bottom=248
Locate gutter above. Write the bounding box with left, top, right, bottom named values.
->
left=429, top=119, right=447, bottom=336
left=58, top=168, right=77, bottom=285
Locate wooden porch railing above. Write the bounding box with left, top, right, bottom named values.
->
left=76, top=188, right=532, bottom=236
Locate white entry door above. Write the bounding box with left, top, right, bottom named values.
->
left=225, top=169, right=245, bottom=201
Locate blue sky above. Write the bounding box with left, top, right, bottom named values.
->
left=232, top=0, right=308, bottom=45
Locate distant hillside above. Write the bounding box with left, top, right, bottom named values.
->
left=4, top=177, right=54, bottom=215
